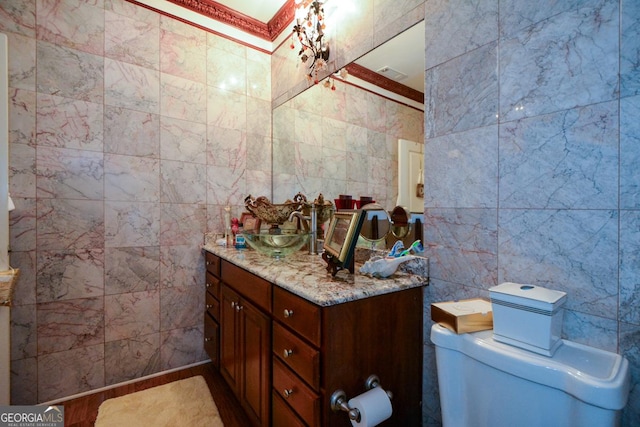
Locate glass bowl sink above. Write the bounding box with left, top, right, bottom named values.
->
left=243, top=230, right=310, bottom=258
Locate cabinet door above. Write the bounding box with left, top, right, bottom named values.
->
left=220, top=284, right=240, bottom=394
left=240, top=299, right=271, bottom=427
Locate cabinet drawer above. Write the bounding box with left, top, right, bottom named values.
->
left=221, top=261, right=272, bottom=313
left=273, top=322, right=320, bottom=391
left=206, top=290, right=220, bottom=321
left=273, top=287, right=321, bottom=347
left=273, top=359, right=320, bottom=427
left=205, top=272, right=220, bottom=299
left=272, top=391, right=308, bottom=427
left=204, top=313, right=219, bottom=367
left=205, top=251, right=221, bottom=277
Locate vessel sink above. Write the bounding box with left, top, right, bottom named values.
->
left=243, top=230, right=310, bottom=258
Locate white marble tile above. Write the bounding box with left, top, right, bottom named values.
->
left=160, top=325, right=206, bottom=371
left=9, top=141, right=36, bottom=198
left=498, top=209, right=618, bottom=318
left=159, top=203, right=206, bottom=246
left=423, top=208, right=498, bottom=289
left=9, top=88, right=36, bottom=147
left=424, top=0, right=498, bottom=69
left=159, top=286, right=201, bottom=330
left=499, top=1, right=619, bottom=122
left=424, top=125, right=498, bottom=208
left=206, top=165, right=247, bottom=207
left=620, top=95, right=640, bottom=209
left=425, top=42, right=498, bottom=137
left=206, top=86, right=246, bottom=130
left=499, top=102, right=618, bottom=209
left=206, top=46, right=246, bottom=95
left=620, top=210, right=640, bottom=325
left=621, top=0, right=640, bottom=97
left=10, top=304, right=37, bottom=360
left=245, top=134, right=272, bottom=173
left=206, top=126, right=246, bottom=168
left=562, top=308, right=618, bottom=352
left=246, top=97, right=271, bottom=138
left=9, top=198, right=37, bottom=252
left=160, top=244, right=204, bottom=289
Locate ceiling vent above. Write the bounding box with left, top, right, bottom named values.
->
left=377, top=66, right=408, bottom=81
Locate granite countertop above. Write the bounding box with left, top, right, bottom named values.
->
left=202, top=243, right=428, bottom=307
left=0, top=269, right=20, bottom=307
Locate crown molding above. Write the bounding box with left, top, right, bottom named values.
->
left=345, top=63, right=424, bottom=105
left=167, top=0, right=294, bottom=41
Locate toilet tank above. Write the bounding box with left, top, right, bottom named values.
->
left=430, top=324, right=630, bottom=427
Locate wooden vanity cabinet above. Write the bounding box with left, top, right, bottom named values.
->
left=204, top=250, right=423, bottom=427
left=204, top=252, right=221, bottom=367
left=272, top=285, right=423, bottom=427
left=219, top=260, right=272, bottom=427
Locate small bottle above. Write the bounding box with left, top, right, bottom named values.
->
left=234, top=224, right=246, bottom=250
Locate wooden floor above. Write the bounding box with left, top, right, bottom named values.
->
left=59, top=362, right=252, bottom=427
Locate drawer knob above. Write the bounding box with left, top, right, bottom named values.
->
left=283, top=309, right=294, bottom=318
left=206, top=261, right=211, bottom=266
left=235, top=304, right=243, bottom=312
left=206, top=282, right=211, bottom=288
left=283, top=389, right=294, bottom=398
left=206, top=304, right=213, bottom=309
left=204, top=337, right=212, bottom=342
left=283, top=349, right=293, bottom=358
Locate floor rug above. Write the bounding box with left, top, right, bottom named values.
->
left=94, top=375, right=224, bottom=427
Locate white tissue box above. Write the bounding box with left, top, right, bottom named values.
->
left=431, top=299, right=493, bottom=334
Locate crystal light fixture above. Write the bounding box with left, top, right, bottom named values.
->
left=291, top=0, right=330, bottom=84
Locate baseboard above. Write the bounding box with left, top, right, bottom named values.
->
left=41, top=359, right=211, bottom=406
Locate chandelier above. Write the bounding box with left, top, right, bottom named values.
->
left=291, top=0, right=330, bottom=83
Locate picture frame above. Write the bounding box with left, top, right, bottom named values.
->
left=240, top=212, right=261, bottom=233
left=323, top=210, right=365, bottom=274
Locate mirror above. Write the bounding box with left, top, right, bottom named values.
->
left=272, top=21, right=425, bottom=218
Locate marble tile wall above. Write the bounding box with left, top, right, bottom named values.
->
left=3, top=0, right=271, bottom=403
left=421, top=0, right=640, bottom=426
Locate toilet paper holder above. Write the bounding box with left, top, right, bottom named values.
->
left=330, top=374, right=393, bottom=423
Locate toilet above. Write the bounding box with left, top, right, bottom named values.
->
left=431, top=323, right=631, bottom=427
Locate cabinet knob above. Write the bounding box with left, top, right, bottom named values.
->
left=204, top=337, right=212, bottom=342
left=283, top=349, right=293, bottom=358
left=206, top=282, right=211, bottom=288
left=283, top=309, right=294, bottom=318
left=206, top=304, right=213, bottom=309
left=231, top=301, right=236, bottom=308
left=235, top=304, right=243, bottom=312
left=283, top=389, right=294, bottom=398
left=206, top=261, right=211, bottom=266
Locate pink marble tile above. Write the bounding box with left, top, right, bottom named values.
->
left=36, top=146, right=104, bottom=200
left=104, top=154, right=159, bottom=202
left=9, top=198, right=37, bottom=252
left=37, top=297, right=104, bottom=355
left=105, top=246, right=160, bottom=295
left=104, top=106, right=160, bottom=158
left=9, top=88, right=36, bottom=147
left=160, top=116, right=206, bottom=163
left=7, top=32, right=36, bottom=91
left=160, top=29, right=206, bottom=83
left=0, top=0, right=35, bottom=36
left=10, top=304, right=37, bottom=360
left=105, top=10, right=159, bottom=70
left=104, top=201, right=160, bottom=248
left=160, top=160, right=206, bottom=204
left=159, top=203, right=206, bottom=246
left=160, top=325, right=206, bottom=370
left=37, top=344, right=104, bottom=402
left=105, top=290, right=160, bottom=341
left=104, top=58, right=159, bottom=113
left=160, top=73, right=207, bottom=122
left=207, top=86, right=246, bottom=130
left=9, top=142, right=36, bottom=199
left=104, top=334, right=160, bottom=385
left=10, top=357, right=37, bottom=405
left=36, top=199, right=104, bottom=251
left=159, top=245, right=203, bottom=289
left=207, top=46, right=246, bottom=95
left=36, top=249, right=104, bottom=302
left=159, top=285, right=201, bottom=330
left=37, top=0, right=104, bottom=56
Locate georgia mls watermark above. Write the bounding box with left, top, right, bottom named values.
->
left=0, top=405, right=64, bottom=427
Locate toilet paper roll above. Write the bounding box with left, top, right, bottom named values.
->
left=347, top=386, right=393, bottom=427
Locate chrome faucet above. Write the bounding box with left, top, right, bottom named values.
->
left=288, top=205, right=318, bottom=255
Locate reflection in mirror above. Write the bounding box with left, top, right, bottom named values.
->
left=272, top=21, right=425, bottom=214
left=358, top=203, right=391, bottom=243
